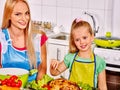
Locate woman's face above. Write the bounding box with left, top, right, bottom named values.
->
left=73, top=26, right=94, bottom=52
left=10, top=1, right=30, bottom=30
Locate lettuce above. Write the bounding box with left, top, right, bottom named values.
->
left=26, top=74, right=54, bottom=90
left=77, top=81, right=93, bottom=90
left=37, top=74, right=54, bottom=87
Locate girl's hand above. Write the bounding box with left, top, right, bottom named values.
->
left=50, top=59, right=61, bottom=76
left=50, top=59, right=67, bottom=76
left=50, top=59, right=60, bottom=70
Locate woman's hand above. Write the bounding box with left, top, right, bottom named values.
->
left=0, top=64, right=2, bottom=68
left=36, top=67, right=46, bottom=81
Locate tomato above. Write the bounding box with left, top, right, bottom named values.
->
left=15, top=80, right=22, bottom=87
left=7, top=78, right=14, bottom=83
left=0, top=75, right=22, bottom=88
left=9, top=75, right=18, bottom=81
left=0, top=79, right=2, bottom=85
left=1, top=79, right=8, bottom=85
left=15, top=82, right=21, bottom=87
left=11, top=82, right=17, bottom=87
left=42, top=84, right=51, bottom=90
left=6, top=82, right=11, bottom=86
left=17, top=80, right=22, bottom=85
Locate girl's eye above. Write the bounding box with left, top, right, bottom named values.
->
left=83, top=36, right=87, bottom=39
left=25, top=11, right=30, bottom=15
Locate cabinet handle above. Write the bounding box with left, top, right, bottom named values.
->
left=57, top=48, right=61, bottom=61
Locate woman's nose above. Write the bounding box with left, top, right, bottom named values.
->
left=21, top=15, right=27, bottom=21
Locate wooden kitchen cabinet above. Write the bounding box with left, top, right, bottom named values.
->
left=106, top=70, right=120, bottom=90
left=47, top=42, right=69, bottom=79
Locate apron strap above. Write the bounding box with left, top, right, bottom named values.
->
left=93, top=54, right=96, bottom=87
left=69, top=52, right=78, bottom=72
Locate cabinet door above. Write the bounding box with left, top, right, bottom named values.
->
left=47, top=43, right=69, bottom=79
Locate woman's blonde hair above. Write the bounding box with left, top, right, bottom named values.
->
left=69, top=19, right=94, bottom=53
left=1, top=0, right=43, bottom=69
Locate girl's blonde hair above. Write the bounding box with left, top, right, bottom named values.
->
left=1, top=0, right=43, bottom=69
left=69, top=18, right=94, bottom=53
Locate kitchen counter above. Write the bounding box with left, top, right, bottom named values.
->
left=47, top=32, right=69, bottom=46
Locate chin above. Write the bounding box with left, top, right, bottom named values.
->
left=18, top=26, right=27, bottom=30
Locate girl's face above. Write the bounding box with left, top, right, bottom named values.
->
left=10, top=1, right=30, bottom=30
left=73, top=26, right=94, bottom=52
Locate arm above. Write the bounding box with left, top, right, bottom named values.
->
left=50, top=59, right=67, bottom=76
left=37, top=42, right=47, bottom=80
left=98, top=70, right=107, bottom=90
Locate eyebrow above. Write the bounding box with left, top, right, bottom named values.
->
left=13, top=10, right=29, bottom=13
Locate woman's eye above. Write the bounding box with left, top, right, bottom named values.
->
left=15, top=13, right=21, bottom=16
left=75, top=38, right=79, bottom=41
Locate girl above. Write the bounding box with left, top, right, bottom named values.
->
left=0, top=0, right=47, bottom=82
left=50, top=18, right=107, bottom=90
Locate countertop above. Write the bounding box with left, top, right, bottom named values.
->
left=46, top=31, right=69, bottom=46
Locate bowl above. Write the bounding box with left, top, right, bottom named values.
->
left=0, top=68, right=29, bottom=88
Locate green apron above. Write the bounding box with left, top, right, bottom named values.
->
left=69, top=52, right=96, bottom=87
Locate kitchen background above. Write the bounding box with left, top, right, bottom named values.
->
left=0, top=0, right=120, bottom=89
left=0, top=0, right=120, bottom=37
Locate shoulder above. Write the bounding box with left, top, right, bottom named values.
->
left=64, top=53, right=76, bottom=68
left=41, top=34, right=48, bottom=46
left=0, top=28, right=9, bottom=40
left=65, top=53, right=76, bottom=58
left=0, top=28, right=8, bottom=40
left=33, top=30, right=48, bottom=39
left=95, top=54, right=106, bottom=64
left=41, top=34, right=48, bottom=40
left=32, top=30, right=48, bottom=46
left=0, top=28, right=7, bottom=34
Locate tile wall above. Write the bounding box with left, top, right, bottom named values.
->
left=28, top=0, right=114, bottom=37
left=0, top=0, right=118, bottom=37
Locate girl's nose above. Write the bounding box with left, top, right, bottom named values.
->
left=80, top=39, right=84, bottom=44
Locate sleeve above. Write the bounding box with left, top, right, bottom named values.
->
left=96, top=55, right=106, bottom=74
left=41, top=34, right=48, bottom=46
left=64, top=53, right=75, bottom=69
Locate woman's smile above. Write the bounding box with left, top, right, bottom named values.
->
left=18, top=21, right=27, bottom=27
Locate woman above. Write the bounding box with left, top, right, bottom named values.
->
left=0, top=0, right=47, bottom=82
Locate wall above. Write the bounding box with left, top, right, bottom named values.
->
left=0, top=0, right=115, bottom=37
left=0, top=0, right=5, bottom=26
left=112, top=0, right=120, bottom=37
left=28, top=0, right=114, bottom=37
